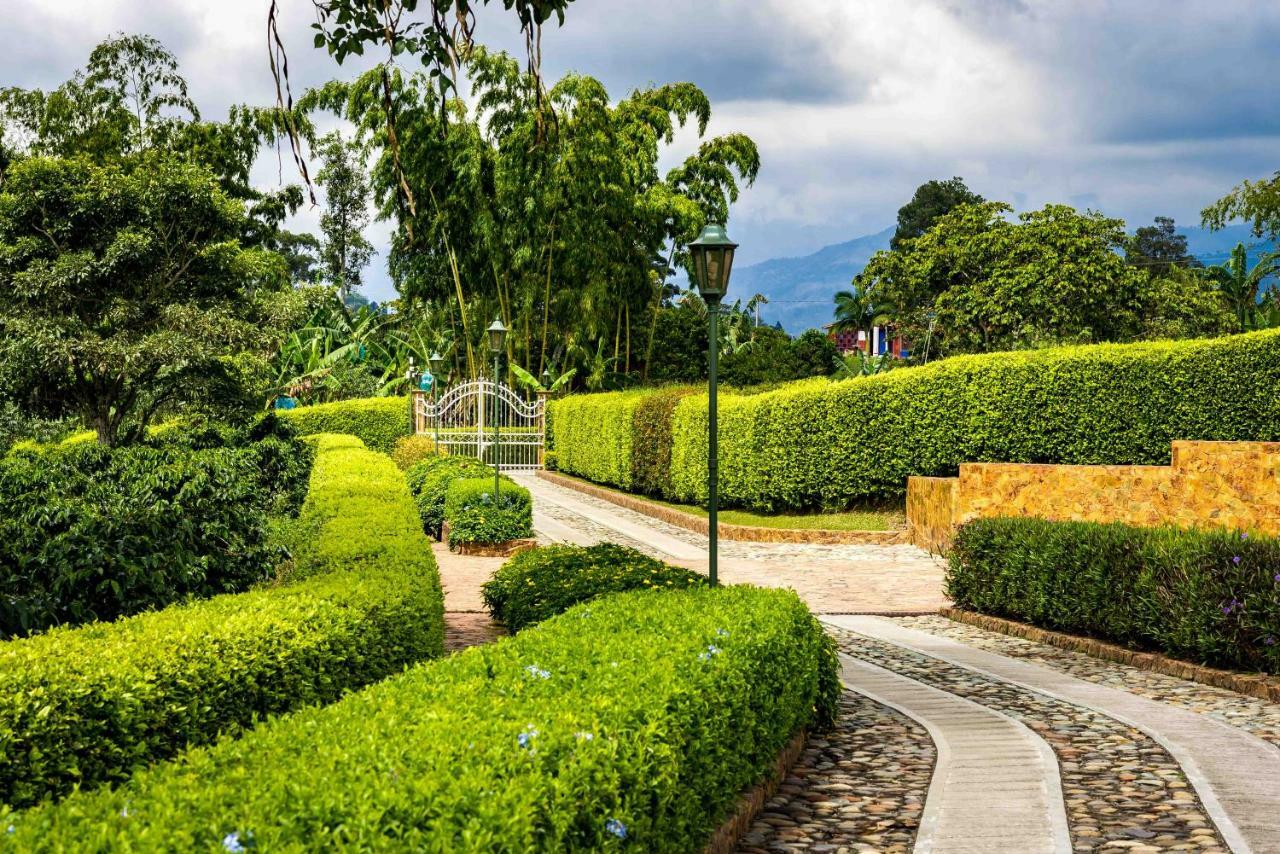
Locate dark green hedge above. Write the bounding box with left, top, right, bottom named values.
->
left=0, top=434, right=444, bottom=808
left=631, top=386, right=696, bottom=498
left=278, top=396, right=411, bottom=453
left=550, top=330, right=1280, bottom=511
left=5, top=586, right=835, bottom=850
left=483, top=543, right=705, bottom=631
left=405, top=455, right=494, bottom=538
left=947, top=517, right=1280, bottom=672
left=444, top=476, right=533, bottom=546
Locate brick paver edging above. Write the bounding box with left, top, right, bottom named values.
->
left=942, top=607, right=1280, bottom=704
left=537, top=471, right=905, bottom=545
left=703, top=728, right=807, bottom=854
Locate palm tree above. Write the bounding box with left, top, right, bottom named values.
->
left=832, top=284, right=891, bottom=355
left=1207, top=243, right=1280, bottom=330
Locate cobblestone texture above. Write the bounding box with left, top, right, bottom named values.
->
left=831, top=628, right=1230, bottom=853
left=736, top=691, right=934, bottom=854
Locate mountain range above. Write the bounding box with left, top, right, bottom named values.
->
left=735, top=223, right=1278, bottom=333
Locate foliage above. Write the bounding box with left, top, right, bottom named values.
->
left=553, top=330, right=1280, bottom=511
left=482, top=543, right=704, bottom=631
left=891, top=176, right=984, bottom=251
left=719, top=325, right=801, bottom=387
left=6, top=585, right=835, bottom=849
left=831, top=285, right=890, bottom=354
left=791, top=329, right=839, bottom=377
left=1202, top=169, right=1280, bottom=240
left=646, top=301, right=711, bottom=383
left=832, top=349, right=899, bottom=379
left=1203, top=243, right=1280, bottom=331
left=0, top=433, right=443, bottom=808
left=631, top=386, right=697, bottom=497
left=1138, top=267, right=1238, bottom=340
left=443, top=476, right=533, bottom=546
left=405, top=455, right=493, bottom=537
left=0, top=420, right=311, bottom=638
left=278, top=395, right=411, bottom=453
left=315, top=131, right=374, bottom=299
left=391, top=434, right=443, bottom=469
left=1126, top=216, right=1201, bottom=278
left=947, top=517, right=1280, bottom=672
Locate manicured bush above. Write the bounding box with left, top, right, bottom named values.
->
left=405, top=455, right=493, bottom=538
left=947, top=517, right=1280, bottom=672
left=391, top=433, right=442, bottom=470
left=552, top=330, right=1280, bottom=510
left=278, top=395, right=411, bottom=453
left=483, top=543, right=705, bottom=631
left=0, top=434, right=443, bottom=808
left=6, top=586, right=836, bottom=850
left=444, top=476, right=533, bottom=546
left=631, top=386, right=696, bottom=498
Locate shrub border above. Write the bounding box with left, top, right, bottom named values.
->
left=704, top=728, right=808, bottom=854
left=941, top=607, right=1280, bottom=704
left=537, top=471, right=905, bottom=545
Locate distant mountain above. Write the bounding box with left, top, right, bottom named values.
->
left=739, top=222, right=1278, bottom=334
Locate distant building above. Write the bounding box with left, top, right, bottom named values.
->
left=825, top=324, right=909, bottom=358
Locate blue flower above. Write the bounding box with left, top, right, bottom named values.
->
left=1232, top=556, right=1242, bottom=566
left=574, top=731, right=594, bottom=741
left=6, top=825, right=13, bottom=835
left=120, top=805, right=130, bottom=818
left=605, top=818, right=628, bottom=839
left=223, top=832, right=245, bottom=853
left=517, top=725, right=539, bottom=749
left=715, top=628, right=730, bottom=638
left=524, top=664, right=551, bottom=680
left=1265, top=636, right=1276, bottom=646
left=1242, top=532, right=1250, bottom=540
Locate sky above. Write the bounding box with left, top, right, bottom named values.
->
left=4, top=0, right=1280, bottom=302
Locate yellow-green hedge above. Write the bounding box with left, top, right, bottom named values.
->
left=278, top=396, right=411, bottom=453
left=0, top=434, right=444, bottom=808
left=551, top=331, right=1280, bottom=510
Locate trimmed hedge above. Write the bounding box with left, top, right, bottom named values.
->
left=947, top=517, right=1280, bottom=672
left=631, top=386, right=696, bottom=497
left=0, top=434, right=444, bottom=808
left=391, top=433, right=442, bottom=470
left=444, top=476, right=533, bottom=546
left=6, top=586, right=836, bottom=851
left=550, top=330, right=1280, bottom=510
left=483, top=543, right=705, bottom=631
left=405, top=455, right=494, bottom=538
left=278, top=396, right=411, bottom=453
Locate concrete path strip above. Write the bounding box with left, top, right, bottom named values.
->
left=838, top=653, right=1072, bottom=854
left=829, top=615, right=1280, bottom=854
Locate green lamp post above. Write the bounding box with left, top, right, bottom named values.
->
left=428, top=350, right=445, bottom=454
left=487, top=318, right=507, bottom=498
left=687, top=223, right=737, bottom=587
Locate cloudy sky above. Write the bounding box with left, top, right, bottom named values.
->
left=5, top=0, right=1280, bottom=301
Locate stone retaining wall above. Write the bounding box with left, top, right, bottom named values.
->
left=908, top=440, right=1280, bottom=551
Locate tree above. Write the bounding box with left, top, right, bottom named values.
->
left=1126, top=216, right=1200, bottom=278
left=315, top=131, right=374, bottom=299
left=1203, top=171, right=1280, bottom=240
left=791, top=329, right=838, bottom=378
left=1204, top=243, right=1280, bottom=330
left=891, top=176, right=984, bottom=251
left=832, top=286, right=889, bottom=355
left=1138, top=267, right=1237, bottom=340
left=0, top=156, right=286, bottom=445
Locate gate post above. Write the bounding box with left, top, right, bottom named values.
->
left=411, top=390, right=426, bottom=434
left=536, top=389, right=551, bottom=468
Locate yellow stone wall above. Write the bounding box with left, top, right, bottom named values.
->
left=907, top=441, right=1280, bottom=552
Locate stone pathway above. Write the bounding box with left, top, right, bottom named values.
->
left=432, top=543, right=507, bottom=652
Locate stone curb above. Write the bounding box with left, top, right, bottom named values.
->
left=537, top=471, right=906, bottom=545
left=703, top=728, right=808, bottom=854
left=941, top=607, right=1280, bottom=704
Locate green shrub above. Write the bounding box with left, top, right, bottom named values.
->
left=483, top=543, right=705, bottom=631
left=553, top=330, right=1280, bottom=510
left=947, top=517, right=1280, bottom=672
left=444, top=476, right=533, bottom=546
left=0, top=433, right=444, bottom=808
left=631, top=386, right=696, bottom=498
left=278, top=396, right=411, bottom=453
left=405, top=455, right=493, bottom=538
left=6, top=586, right=836, bottom=850
left=391, top=433, right=442, bottom=470
left=0, top=434, right=306, bottom=638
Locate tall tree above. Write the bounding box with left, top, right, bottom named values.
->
left=1203, top=170, right=1280, bottom=239
left=1126, top=216, right=1200, bottom=277
left=1205, top=243, right=1280, bottom=330
left=315, top=131, right=375, bottom=300
left=891, top=176, right=984, bottom=250
left=0, top=156, right=287, bottom=445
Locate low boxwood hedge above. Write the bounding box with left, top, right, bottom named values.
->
left=483, top=543, right=705, bottom=631
left=549, top=330, right=1280, bottom=510
left=0, top=434, right=444, bottom=808
left=5, top=586, right=836, bottom=850
left=405, top=455, right=494, bottom=538
left=278, top=396, right=411, bottom=453
left=947, top=516, right=1280, bottom=672
left=444, top=476, right=533, bottom=547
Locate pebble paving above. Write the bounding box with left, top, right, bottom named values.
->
left=898, top=615, right=1280, bottom=749
left=736, top=691, right=934, bottom=854
left=830, top=628, right=1230, bottom=853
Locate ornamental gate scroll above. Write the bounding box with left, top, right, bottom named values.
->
left=412, top=381, right=546, bottom=471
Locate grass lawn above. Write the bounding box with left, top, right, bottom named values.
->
left=550, top=473, right=904, bottom=532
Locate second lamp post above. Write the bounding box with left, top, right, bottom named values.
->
left=487, top=318, right=507, bottom=498
left=687, top=223, right=738, bottom=587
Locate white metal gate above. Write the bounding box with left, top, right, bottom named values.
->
left=413, top=382, right=545, bottom=471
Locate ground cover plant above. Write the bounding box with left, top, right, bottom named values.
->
left=482, top=543, right=706, bottom=630
left=0, top=433, right=443, bottom=808
left=947, top=517, right=1280, bottom=672
left=4, top=586, right=836, bottom=851
left=549, top=329, right=1280, bottom=511
left=444, top=476, right=533, bottom=547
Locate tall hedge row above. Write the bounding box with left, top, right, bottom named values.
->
left=549, top=331, right=1280, bottom=511
left=0, top=434, right=444, bottom=808
left=278, top=396, right=412, bottom=453
left=6, top=587, right=835, bottom=851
